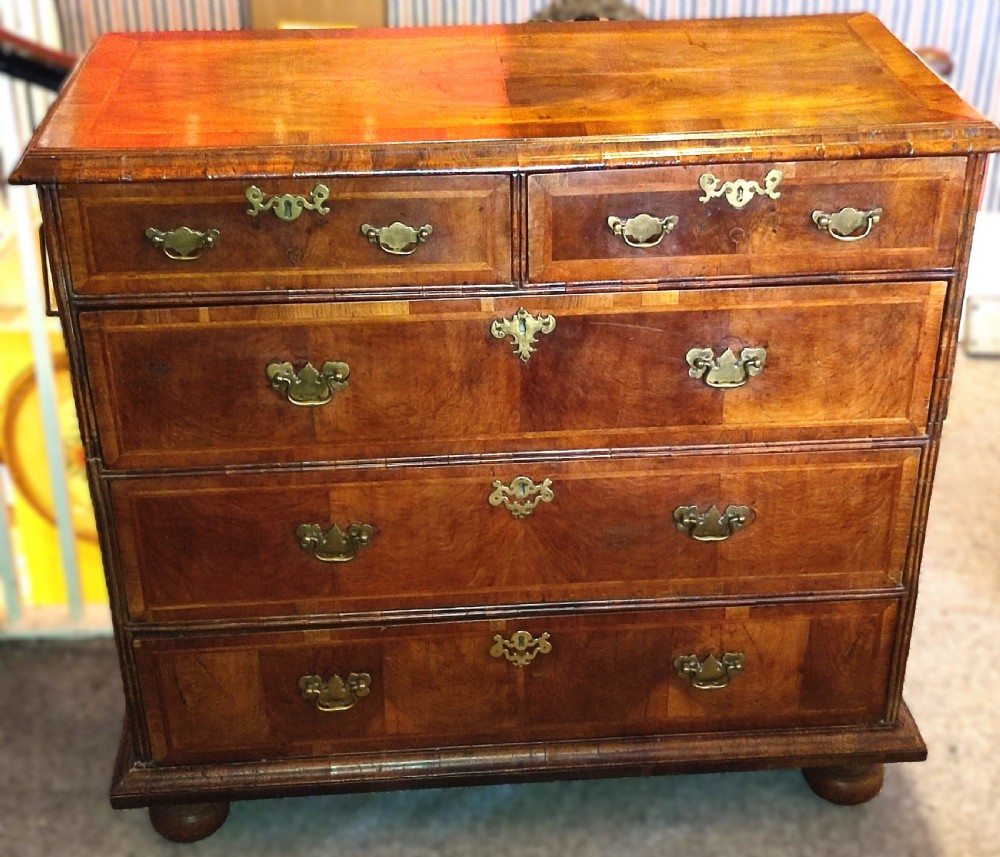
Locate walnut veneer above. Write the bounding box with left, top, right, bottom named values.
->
left=11, top=14, right=1000, bottom=843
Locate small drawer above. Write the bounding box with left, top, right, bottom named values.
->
left=111, top=448, right=918, bottom=623
left=134, top=599, right=899, bottom=765
left=527, top=157, right=966, bottom=284
left=58, top=175, right=513, bottom=295
left=80, top=282, right=945, bottom=470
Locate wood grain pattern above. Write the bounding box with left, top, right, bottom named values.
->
left=528, top=158, right=965, bottom=283
left=10, top=15, right=1000, bottom=183
left=15, top=15, right=997, bottom=832
left=133, top=600, right=899, bottom=766
left=60, top=175, right=513, bottom=295
left=80, top=283, right=945, bottom=469
left=110, top=448, right=919, bottom=623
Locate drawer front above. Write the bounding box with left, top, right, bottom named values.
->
left=81, top=283, right=944, bottom=469
left=134, top=600, right=899, bottom=765
left=527, top=158, right=966, bottom=284
left=59, top=175, right=513, bottom=295
left=112, top=448, right=918, bottom=623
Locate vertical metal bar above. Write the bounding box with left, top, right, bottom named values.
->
left=0, top=470, right=23, bottom=626
left=9, top=182, right=83, bottom=621
left=2, top=0, right=84, bottom=623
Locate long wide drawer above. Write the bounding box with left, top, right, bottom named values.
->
left=81, top=283, right=945, bottom=469
left=134, top=600, right=899, bottom=766
left=527, top=157, right=966, bottom=284
left=111, top=448, right=919, bottom=623
left=58, top=174, right=513, bottom=295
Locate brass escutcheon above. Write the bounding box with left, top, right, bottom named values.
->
left=812, top=206, right=883, bottom=241
left=295, top=522, right=375, bottom=563
left=686, top=346, right=767, bottom=389
left=607, top=213, right=679, bottom=248
left=488, top=476, right=554, bottom=518
left=144, top=226, right=219, bottom=261
left=266, top=360, right=350, bottom=406
left=490, top=308, right=556, bottom=362
left=297, top=672, right=371, bottom=712
left=490, top=630, right=552, bottom=667
left=698, top=169, right=783, bottom=208
left=673, top=504, right=754, bottom=542
left=674, top=652, right=746, bottom=690
left=245, top=183, right=330, bottom=221
left=361, top=221, right=433, bottom=255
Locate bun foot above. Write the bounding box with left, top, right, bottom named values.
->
left=802, top=763, right=886, bottom=805
left=148, top=800, right=230, bottom=842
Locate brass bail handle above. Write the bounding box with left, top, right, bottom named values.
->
left=607, top=213, right=679, bottom=248
left=266, top=360, right=350, bottom=406
left=144, top=226, right=219, bottom=261
left=674, top=652, right=746, bottom=690
left=361, top=221, right=433, bottom=256
left=673, top=504, right=754, bottom=542
left=812, top=207, right=883, bottom=241
left=686, top=346, right=767, bottom=389
left=295, top=522, right=375, bottom=563
left=297, top=672, right=371, bottom=712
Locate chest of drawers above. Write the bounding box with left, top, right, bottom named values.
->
left=12, top=14, right=1000, bottom=843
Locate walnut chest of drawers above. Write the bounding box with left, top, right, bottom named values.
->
left=12, top=14, right=1000, bottom=843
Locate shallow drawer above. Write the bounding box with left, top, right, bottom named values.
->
left=527, top=158, right=966, bottom=284
left=112, top=448, right=918, bottom=623
left=59, top=175, right=513, bottom=295
left=81, top=283, right=945, bottom=469
left=134, top=599, right=899, bottom=765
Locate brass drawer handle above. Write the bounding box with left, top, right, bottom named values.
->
left=295, top=522, right=374, bottom=563
left=266, top=360, right=350, bottom=406
left=245, top=183, right=330, bottom=221
left=686, top=346, right=766, bottom=389
left=144, top=226, right=219, bottom=261
left=361, top=221, right=433, bottom=256
left=298, top=672, right=371, bottom=712
left=607, top=213, right=679, bottom=248
left=674, top=504, right=754, bottom=542
left=489, top=476, right=554, bottom=518
left=698, top=168, right=783, bottom=208
left=490, top=307, right=556, bottom=363
left=490, top=631, right=552, bottom=667
left=674, top=652, right=746, bottom=690
left=812, top=207, right=883, bottom=241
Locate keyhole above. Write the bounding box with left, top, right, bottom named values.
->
left=518, top=317, right=527, bottom=334
left=282, top=199, right=293, bottom=218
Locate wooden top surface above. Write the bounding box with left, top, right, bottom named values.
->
left=12, top=13, right=1000, bottom=183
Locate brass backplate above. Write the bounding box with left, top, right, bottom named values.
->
left=297, top=672, right=371, bottom=711
left=698, top=169, right=783, bottom=208
left=488, top=476, right=554, bottom=518
left=674, top=652, right=746, bottom=690
left=490, top=631, right=552, bottom=667
left=490, top=308, right=556, bottom=363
